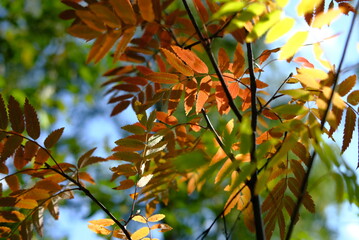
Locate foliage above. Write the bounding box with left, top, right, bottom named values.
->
left=0, top=0, right=359, bottom=240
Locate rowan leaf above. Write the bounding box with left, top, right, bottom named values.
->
left=14, top=146, right=27, bottom=170
left=279, top=31, right=308, bottom=60
left=0, top=94, right=8, bottom=129
left=131, top=227, right=150, bottom=240
left=8, top=96, right=25, bottom=133
left=113, top=151, right=142, bottom=162
left=89, top=3, right=121, bottom=28
left=1, top=134, right=22, bottom=162
left=185, top=78, right=197, bottom=115
left=337, top=75, right=356, bottom=96
left=24, top=99, right=40, bottom=139
left=88, top=219, right=115, bottom=227
left=88, top=224, right=112, bottom=235
left=33, top=207, right=44, bottom=237
left=171, top=46, right=208, bottom=73
left=218, top=48, right=230, bottom=72
left=5, top=175, right=20, bottom=192
left=150, top=223, right=173, bottom=232
left=302, top=192, right=315, bottom=213
left=196, top=76, right=212, bottom=114
left=161, top=48, right=194, bottom=76
left=121, top=124, right=146, bottom=135
left=145, top=72, right=179, bottom=84
left=111, top=101, right=131, bottom=116
left=76, top=9, right=106, bottom=32
left=138, top=0, right=155, bottom=22
left=147, top=214, right=165, bottom=222
left=211, top=1, right=246, bottom=19
left=132, top=215, right=147, bottom=223
left=265, top=17, right=295, bottom=43
left=44, top=128, right=64, bottom=148
left=67, top=22, right=101, bottom=40
left=246, top=10, right=281, bottom=42
left=109, top=0, right=136, bottom=25
left=34, top=148, right=50, bottom=167
left=113, top=179, right=135, bottom=190
left=347, top=90, right=359, bottom=106
left=312, top=9, right=342, bottom=28
left=293, top=57, right=314, bottom=68
left=114, top=27, right=136, bottom=60
left=342, top=107, right=356, bottom=153
left=0, top=211, right=25, bottom=223
left=294, top=68, right=328, bottom=89
left=233, top=44, right=245, bottom=78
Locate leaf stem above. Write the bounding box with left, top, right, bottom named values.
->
left=182, top=0, right=242, bottom=123
left=285, top=2, right=359, bottom=239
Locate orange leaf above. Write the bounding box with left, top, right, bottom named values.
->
left=150, top=223, right=173, bottom=232
left=24, top=98, right=40, bottom=139
left=88, top=224, right=112, bottom=235
left=138, top=0, right=155, bottom=22
left=156, top=111, right=178, bottom=125
left=145, top=72, right=179, bottom=84
left=114, top=27, right=136, bottom=60
left=233, top=43, right=245, bottom=78
left=88, top=219, right=115, bottom=227
left=258, top=48, right=280, bottom=65
left=14, top=147, right=27, bottom=170
left=347, top=90, right=359, bottom=106
left=109, top=0, right=136, bottom=25
left=75, top=9, right=106, bottom=32
left=131, top=227, right=150, bottom=240
left=185, top=78, right=197, bottom=115
left=44, top=128, right=64, bottom=149
left=5, top=175, right=20, bottom=192
left=161, top=48, right=194, bottom=76
left=293, top=57, right=314, bottom=68
left=88, top=30, right=122, bottom=63
left=337, top=75, right=356, bottom=96
left=147, top=214, right=165, bottom=222
left=67, top=22, right=101, bottom=40
left=0, top=94, right=8, bottom=129
left=168, top=83, right=184, bottom=115
left=218, top=48, right=230, bottom=72
left=215, top=84, right=230, bottom=115
left=15, top=198, right=38, bottom=209
left=0, top=226, right=11, bottom=237
left=113, top=179, right=135, bottom=190
left=0, top=211, right=25, bottom=223
left=78, top=172, right=96, bottom=184
left=8, top=96, right=24, bottom=133
left=171, top=46, right=208, bottom=73
left=196, top=76, right=212, bottom=113
left=35, top=179, right=62, bottom=192
left=34, top=148, right=50, bottom=167
left=89, top=3, right=121, bottom=28
left=302, top=192, right=315, bottom=213
left=342, top=107, right=356, bottom=153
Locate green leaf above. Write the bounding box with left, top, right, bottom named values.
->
left=211, top=1, right=246, bottom=20
left=265, top=17, right=295, bottom=43
left=279, top=31, right=308, bottom=60
left=239, top=117, right=252, bottom=154
left=173, top=150, right=207, bottom=171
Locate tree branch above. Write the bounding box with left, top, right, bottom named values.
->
left=285, top=2, right=359, bottom=239
left=246, top=42, right=266, bottom=240
left=182, top=0, right=242, bottom=123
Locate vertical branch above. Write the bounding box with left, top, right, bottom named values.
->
left=285, top=2, right=359, bottom=239
left=182, top=0, right=242, bottom=123
left=246, top=42, right=266, bottom=240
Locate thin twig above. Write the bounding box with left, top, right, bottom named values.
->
left=182, top=0, right=242, bottom=123
left=246, top=42, right=266, bottom=240
left=285, top=2, right=359, bottom=239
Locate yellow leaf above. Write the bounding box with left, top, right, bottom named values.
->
left=322, top=87, right=346, bottom=109
left=132, top=215, right=147, bottom=223
left=88, top=224, right=112, bottom=235
left=313, top=43, right=332, bottom=70
left=265, top=17, right=295, bottom=43
left=131, top=227, right=150, bottom=240
left=246, top=10, right=281, bottom=42
left=297, top=0, right=323, bottom=16
left=279, top=31, right=308, bottom=60
left=147, top=214, right=165, bottom=222
left=312, top=9, right=342, bottom=28
left=294, top=68, right=328, bottom=89
left=88, top=219, right=115, bottom=226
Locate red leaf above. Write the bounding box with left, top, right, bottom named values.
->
left=293, top=57, right=314, bottom=68
left=44, top=128, right=64, bottom=149
left=168, top=83, right=184, bottom=115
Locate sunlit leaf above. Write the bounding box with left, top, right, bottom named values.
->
left=138, top=0, right=155, bottom=22
left=0, top=211, right=25, bottom=223
left=211, top=1, right=246, bottom=19
left=161, top=48, right=194, bottom=76
left=196, top=76, right=212, bottom=113
left=246, top=10, right=281, bottom=42
left=171, top=46, right=208, bottom=73
left=312, top=9, right=342, bottom=28
left=347, top=90, right=359, bottom=105
left=131, top=227, right=150, bottom=240
left=137, top=174, right=153, bottom=187
left=279, top=31, right=308, bottom=60
left=145, top=72, right=179, bottom=84
left=337, top=75, right=356, bottom=96
left=265, top=17, right=295, bottom=43
left=88, top=219, right=115, bottom=226
left=148, top=214, right=165, bottom=222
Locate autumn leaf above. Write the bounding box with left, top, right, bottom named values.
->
left=0, top=94, right=8, bottom=129
left=279, top=31, right=308, bottom=60
left=171, top=46, right=208, bottom=73
left=24, top=99, right=40, bottom=139
left=109, top=0, right=136, bottom=25
left=342, top=107, right=356, bottom=153
left=161, top=48, right=194, bottom=76
left=131, top=227, right=150, bottom=240
left=8, top=96, right=25, bottom=133
left=138, top=0, right=155, bottom=22
left=196, top=76, right=212, bottom=113
left=337, top=75, right=356, bottom=96
left=145, top=72, right=179, bottom=84
left=44, top=128, right=64, bottom=148
left=265, top=17, right=295, bottom=43
left=147, top=214, right=165, bottom=222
